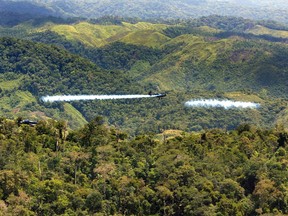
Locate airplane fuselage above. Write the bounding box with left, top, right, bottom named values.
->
left=155, top=93, right=166, bottom=98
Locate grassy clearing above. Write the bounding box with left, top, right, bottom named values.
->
left=15, top=91, right=37, bottom=106
left=0, top=90, right=37, bottom=116
left=163, top=35, right=233, bottom=65
left=144, top=35, right=234, bottom=90
left=0, top=76, right=23, bottom=90
left=120, top=30, right=170, bottom=48
left=247, top=25, right=288, bottom=38
left=49, top=21, right=171, bottom=47
left=0, top=76, right=35, bottom=115
left=51, top=22, right=128, bottom=47
left=63, top=103, right=88, bottom=127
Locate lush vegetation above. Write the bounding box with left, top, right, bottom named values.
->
left=0, top=117, right=288, bottom=215
left=0, top=38, right=286, bottom=133
left=0, top=15, right=288, bottom=134
left=1, top=4, right=288, bottom=215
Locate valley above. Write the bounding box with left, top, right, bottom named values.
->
left=1, top=1, right=288, bottom=215
left=0, top=16, right=287, bottom=133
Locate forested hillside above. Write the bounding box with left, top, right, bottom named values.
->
left=1, top=3, right=288, bottom=215
left=0, top=16, right=288, bottom=133
left=0, top=117, right=288, bottom=215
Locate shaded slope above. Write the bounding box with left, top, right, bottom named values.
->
left=142, top=34, right=288, bottom=98
left=12, top=19, right=288, bottom=98
left=1, top=19, right=288, bottom=133
left=0, top=37, right=115, bottom=128
left=0, top=37, right=111, bottom=95
left=0, top=0, right=59, bottom=26
left=0, top=37, right=276, bottom=134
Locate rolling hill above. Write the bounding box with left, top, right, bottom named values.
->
left=0, top=37, right=106, bottom=128
left=18, top=18, right=288, bottom=97
left=1, top=4, right=288, bottom=216
left=0, top=16, right=288, bottom=133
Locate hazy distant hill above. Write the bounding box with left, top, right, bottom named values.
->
left=0, top=0, right=52, bottom=15
left=1, top=0, right=288, bottom=24
left=0, top=0, right=60, bottom=26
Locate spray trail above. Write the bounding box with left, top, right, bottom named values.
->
left=41, top=94, right=158, bottom=102
left=185, top=99, right=260, bottom=109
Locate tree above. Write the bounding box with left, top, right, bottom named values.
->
left=253, top=179, right=283, bottom=213
left=79, top=116, right=109, bottom=147
left=85, top=191, right=102, bottom=213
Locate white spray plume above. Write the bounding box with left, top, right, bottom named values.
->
left=185, top=99, right=260, bottom=109
left=41, top=94, right=158, bottom=102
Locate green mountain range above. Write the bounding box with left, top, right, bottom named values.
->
left=0, top=16, right=287, bottom=133
left=2, top=4, right=288, bottom=215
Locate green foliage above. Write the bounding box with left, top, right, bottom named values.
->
left=0, top=17, right=288, bottom=134
left=86, top=42, right=163, bottom=70
left=1, top=117, right=288, bottom=215
left=1, top=9, right=288, bottom=215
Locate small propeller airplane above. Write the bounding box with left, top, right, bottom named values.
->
left=18, top=119, right=38, bottom=126
left=149, top=91, right=167, bottom=99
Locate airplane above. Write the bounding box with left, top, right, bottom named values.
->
left=18, top=119, right=38, bottom=126
left=155, top=93, right=167, bottom=99
left=149, top=91, right=167, bottom=99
